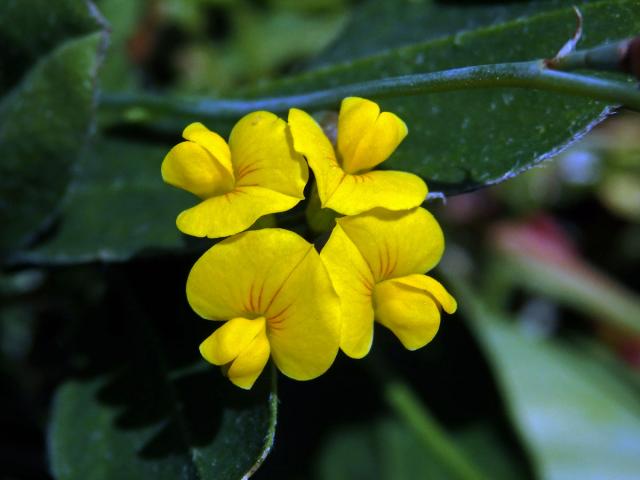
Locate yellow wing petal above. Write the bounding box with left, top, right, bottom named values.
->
left=229, top=111, right=308, bottom=198
left=182, top=122, right=234, bottom=180
left=321, top=223, right=376, bottom=359
left=337, top=98, right=408, bottom=174
left=161, top=141, right=234, bottom=198
left=266, top=239, right=341, bottom=380
left=323, top=169, right=427, bottom=215
left=199, top=316, right=266, bottom=365
left=336, top=207, right=444, bottom=282
left=226, top=327, right=271, bottom=390
left=392, top=274, right=457, bottom=314
left=373, top=277, right=441, bottom=351
left=176, top=185, right=303, bottom=238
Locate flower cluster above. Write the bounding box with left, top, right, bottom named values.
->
left=162, top=97, right=456, bottom=389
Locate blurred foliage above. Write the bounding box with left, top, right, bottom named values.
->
left=1, top=0, right=640, bottom=479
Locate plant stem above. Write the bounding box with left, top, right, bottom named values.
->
left=384, top=380, right=487, bottom=480
left=101, top=57, right=640, bottom=122
left=365, top=355, right=487, bottom=480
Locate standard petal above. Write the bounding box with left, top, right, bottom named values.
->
left=349, top=111, right=408, bottom=173
left=373, top=277, right=441, bottom=351
left=161, top=141, right=234, bottom=198
left=321, top=223, right=376, bottom=359
left=392, top=274, right=457, bottom=314
left=323, top=169, right=427, bottom=215
left=336, top=207, right=445, bottom=282
left=288, top=108, right=344, bottom=208
left=229, top=111, right=308, bottom=198
left=199, top=317, right=266, bottom=366
left=176, top=185, right=303, bottom=238
left=227, top=327, right=271, bottom=390
left=266, top=238, right=341, bottom=380
left=182, top=122, right=234, bottom=180
left=336, top=97, right=379, bottom=173
left=187, top=228, right=316, bottom=321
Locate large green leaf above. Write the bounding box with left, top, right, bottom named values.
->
left=12, top=139, right=193, bottom=264
left=50, top=369, right=277, bottom=480
left=311, top=0, right=580, bottom=67
left=250, top=0, right=640, bottom=194
left=48, top=285, right=278, bottom=480
left=0, top=0, right=108, bottom=253
left=455, top=280, right=640, bottom=480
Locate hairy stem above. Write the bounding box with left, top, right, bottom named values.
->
left=101, top=39, right=640, bottom=123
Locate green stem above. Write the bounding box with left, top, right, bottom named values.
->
left=101, top=59, right=640, bottom=122
left=384, top=380, right=487, bottom=480
left=246, top=363, right=278, bottom=478
left=366, top=355, right=487, bottom=480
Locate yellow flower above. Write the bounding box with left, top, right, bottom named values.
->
left=320, top=207, right=456, bottom=359
left=162, top=112, right=308, bottom=238
left=288, top=97, right=427, bottom=215
left=188, top=228, right=341, bottom=389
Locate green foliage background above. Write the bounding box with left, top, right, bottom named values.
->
left=1, top=0, right=639, bottom=479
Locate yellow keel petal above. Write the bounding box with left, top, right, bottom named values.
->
left=373, top=278, right=441, bottom=351
left=161, top=141, right=234, bottom=198
left=182, top=122, right=234, bottom=180
left=392, top=274, right=457, bottom=314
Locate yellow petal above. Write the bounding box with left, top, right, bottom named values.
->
left=187, top=229, right=313, bottom=321
left=176, top=185, right=303, bottom=238
left=199, top=316, right=266, bottom=366
left=288, top=108, right=344, bottom=207
left=229, top=111, right=308, bottom=198
left=392, top=274, right=457, bottom=314
left=373, top=277, right=441, bottom=351
left=337, top=97, right=408, bottom=174
left=321, top=223, right=375, bottom=358
left=227, top=326, right=271, bottom=390
left=337, top=97, right=379, bottom=171
left=323, top=170, right=427, bottom=216
left=161, top=141, right=234, bottom=198
left=288, top=108, right=424, bottom=215
left=336, top=207, right=445, bottom=282
left=266, top=237, right=341, bottom=380
left=182, top=122, right=234, bottom=180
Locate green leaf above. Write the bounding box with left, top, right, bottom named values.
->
left=49, top=297, right=278, bottom=480
left=12, top=139, right=193, bottom=264
left=50, top=369, right=277, bottom=480
left=454, top=280, right=640, bottom=480
left=0, top=0, right=108, bottom=253
left=312, top=0, right=578, bottom=67
left=249, top=0, right=640, bottom=194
